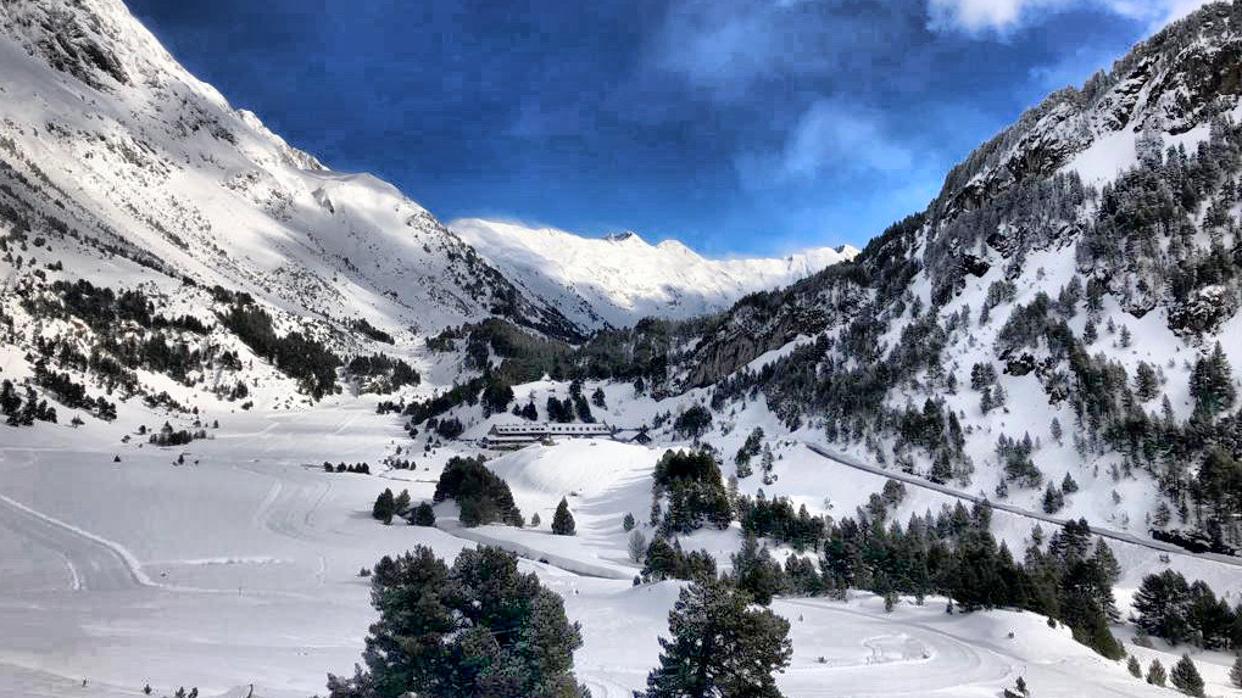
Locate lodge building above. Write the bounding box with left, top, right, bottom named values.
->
left=480, top=422, right=614, bottom=450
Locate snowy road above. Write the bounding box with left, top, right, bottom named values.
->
left=803, top=442, right=1242, bottom=569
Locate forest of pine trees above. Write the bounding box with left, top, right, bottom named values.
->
left=432, top=456, right=523, bottom=527
left=1131, top=570, right=1242, bottom=649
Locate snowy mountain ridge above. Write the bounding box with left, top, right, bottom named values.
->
left=648, top=2, right=1242, bottom=554
left=0, top=0, right=580, bottom=346
left=451, top=218, right=860, bottom=329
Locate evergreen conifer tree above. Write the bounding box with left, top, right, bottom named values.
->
left=628, top=529, right=647, bottom=563
left=1147, top=659, right=1167, bottom=686
left=1135, top=362, right=1159, bottom=401
left=1061, top=472, right=1079, bottom=494
left=393, top=489, right=411, bottom=517
left=371, top=488, right=395, bottom=524
left=644, top=579, right=791, bottom=698
left=730, top=535, right=785, bottom=605
left=329, top=545, right=585, bottom=698
left=411, top=502, right=436, bottom=527
left=552, top=497, right=576, bottom=536
left=1170, top=654, right=1205, bottom=696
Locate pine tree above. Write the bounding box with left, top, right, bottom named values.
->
left=1042, top=483, right=1064, bottom=514
left=393, top=489, right=411, bottom=516
left=930, top=449, right=953, bottom=484
left=644, top=579, right=791, bottom=698
left=730, top=535, right=785, bottom=605
left=1050, top=417, right=1063, bottom=444
left=1190, top=342, right=1236, bottom=417
left=531, top=512, right=542, bottom=527
left=760, top=444, right=775, bottom=478
left=411, top=502, right=436, bottom=527
left=1170, top=654, right=1205, bottom=697
left=1147, top=659, right=1167, bottom=686
left=1127, top=655, right=1142, bottom=678
left=552, top=497, right=576, bottom=536
left=628, top=529, right=647, bottom=563
left=1133, top=570, right=1191, bottom=644
left=1135, top=362, right=1159, bottom=401
left=1061, top=472, right=1079, bottom=494
left=623, top=512, right=636, bottom=532
left=642, top=537, right=679, bottom=582
left=371, top=488, right=395, bottom=524
left=1229, top=654, right=1242, bottom=688
left=980, top=386, right=994, bottom=414
left=1083, top=319, right=1098, bottom=344
left=333, top=545, right=585, bottom=698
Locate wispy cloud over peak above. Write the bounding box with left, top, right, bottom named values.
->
left=928, top=0, right=1215, bottom=35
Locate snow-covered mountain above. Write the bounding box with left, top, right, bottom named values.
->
left=652, top=2, right=1242, bottom=544
left=452, top=218, right=859, bottom=329
left=0, top=0, right=579, bottom=345
left=4, top=2, right=1242, bottom=697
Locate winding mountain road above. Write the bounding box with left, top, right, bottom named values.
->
left=802, top=442, right=1242, bottom=569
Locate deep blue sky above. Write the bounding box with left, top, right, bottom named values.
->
left=125, top=0, right=1185, bottom=255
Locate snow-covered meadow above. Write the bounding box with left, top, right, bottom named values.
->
left=2, top=384, right=1240, bottom=698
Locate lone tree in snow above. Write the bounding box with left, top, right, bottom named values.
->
left=371, top=488, right=395, bottom=525
left=628, top=529, right=647, bottom=563
left=552, top=497, right=576, bottom=536
left=644, top=578, right=791, bottom=698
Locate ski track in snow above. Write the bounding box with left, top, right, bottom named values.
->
left=0, top=490, right=151, bottom=591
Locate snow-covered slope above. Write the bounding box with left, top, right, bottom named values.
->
left=654, top=2, right=1242, bottom=549
left=0, top=0, right=577, bottom=342
left=452, top=218, right=859, bottom=329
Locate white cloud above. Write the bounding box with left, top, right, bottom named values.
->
left=649, top=0, right=903, bottom=102
left=784, top=99, right=913, bottom=177
left=928, top=0, right=1217, bottom=34
left=735, top=98, right=915, bottom=188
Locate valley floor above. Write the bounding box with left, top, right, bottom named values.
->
left=0, top=398, right=1238, bottom=697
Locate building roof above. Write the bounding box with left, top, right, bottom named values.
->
left=488, top=422, right=611, bottom=436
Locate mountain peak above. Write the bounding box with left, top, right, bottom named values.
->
left=452, top=219, right=856, bottom=329
left=603, top=231, right=643, bottom=244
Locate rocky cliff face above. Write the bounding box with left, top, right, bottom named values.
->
left=935, top=3, right=1242, bottom=224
